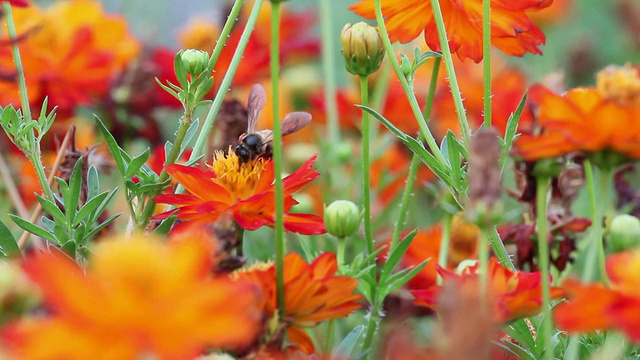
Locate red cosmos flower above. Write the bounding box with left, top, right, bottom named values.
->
left=514, top=64, right=640, bottom=162
left=349, top=0, right=552, bottom=63
left=154, top=151, right=326, bottom=235
left=412, top=257, right=565, bottom=323
left=554, top=249, right=640, bottom=341
left=237, top=252, right=362, bottom=354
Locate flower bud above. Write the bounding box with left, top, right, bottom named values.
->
left=608, top=214, right=640, bottom=253
left=180, top=49, right=209, bottom=76
left=341, top=22, right=385, bottom=77
left=324, top=200, right=361, bottom=238
left=400, top=54, right=412, bottom=77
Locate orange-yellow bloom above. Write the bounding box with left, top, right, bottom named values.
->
left=0, top=0, right=139, bottom=113
left=514, top=65, right=640, bottom=162
left=412, top=257, right=564, bottom=323
left=349, top=0, right=551, bottom=63
left=0, top=234, right=263, bottom=359
left=554, top=248, right=640, bottom=341
left=154, top=151, right=325, bottom=235
left=237, top=252, right=362, bottom=354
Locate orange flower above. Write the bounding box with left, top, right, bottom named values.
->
left=514, top=65, right=640, bottom=162
left=349, top=0, right=551, bottom=63
left=389, top=218, right=479, bottom=290
left=237, top=252, right=362, bottom=354
left=0, top=234, right=264, bottom=359
left=412, top=257, right=564, bottom=323
left=0, top=0, right=139, bottom=114
left=554, top=249, right=640, bottom=341
left=154, top=151, right=326, bottom=235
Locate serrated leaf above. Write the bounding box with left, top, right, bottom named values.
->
left=333, top=325, right=365, bottom=360
left=35, top=194, right=66, bottom=225
left=95, top=115, right=126, bottom=176
left=380, top=229, right=418, bottom=284
left=124, top=148, right=151, bottom=178
left=0, top=219, right=21, bottom=258
left=9, top=215, right=57, bottom=243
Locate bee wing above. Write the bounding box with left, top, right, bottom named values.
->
left=256, top=129, right=274, bottom=144
left=246, top=84, right=267, bottom=134
left=281, top=112, right=312, bottom=137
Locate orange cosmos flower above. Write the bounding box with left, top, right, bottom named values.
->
left=514, top=64, right=640, bottom=162
left=349, top=0, right=551, bottom=63
left=412, top=257, right=565, bottom=323
left=0, top=0, right=139, bottom=114
left=154, top=151, right=326, bottom=235
left=0, top=234, right=264, bottom=359
left=554, top=248, right=640, bottom=341
left=237, top=252, right=362, bottom=354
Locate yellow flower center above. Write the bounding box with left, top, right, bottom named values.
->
left=208, top=150, right=265, bottom=200
left=596, top=64, right=640, bottom=106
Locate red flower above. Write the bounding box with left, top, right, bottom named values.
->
left=154, top=151, right=325, bottom=235
left=554, top=249, right=640, bottom=341
left=350, top=0, right=551, bottom=63
left=412, top=257, right=565, bottom=323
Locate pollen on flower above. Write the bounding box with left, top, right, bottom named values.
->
left=209, top=150, right=265, bottom=199
left=596, top=64, right=640, bottom=106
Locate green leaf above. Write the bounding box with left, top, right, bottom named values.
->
left=124, top=148, right=151, bottom=178
left=154, top=78, right=181, bottom=102
left=86, top=189, right=118, bottom=225
left=379, top=229, right=418, bottom=284
left=87, top=166, right=100, bottom=200
left=173, top=51, right=189, bottom=89
left=0, top=219, right=21, bottom=258
left=9, top=215, right=57, bottom=243
left=35, top=194, right=66, bottom=225
left=152, top=213, right=177, bottom=235
left=333, top=325, right=365, bottom=360
left=500, top=92, right=527, bottom=173
left=73, top=192, right=109, bottom=227
left=385, top=259, right=428, bottom=294
left=181, top=118, right=200, bottom=154
left=95, top=115, right=126, bottom=176
left=66, top=158, right=84, bottom=224
left=84, top=214, right=120, bottom=241
left=494, top=340, right=536, bottom=360
left=505, top=319, right=536, bottom=352
left=356, top=105, right=453, bottom=185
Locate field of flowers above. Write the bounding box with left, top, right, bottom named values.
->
left=1, top=0, right=640, bottom=359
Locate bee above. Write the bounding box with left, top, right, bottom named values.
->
left=235, top=84, right=312, bottom=163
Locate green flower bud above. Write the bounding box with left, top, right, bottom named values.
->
left=608, top=214, right=640, bottom=253
left=341, top=22, right=385, bottom=77
left=400, top=54, right=412, bottom=77
left=324, top=200, right=361, bottom=238
left=180, top=49, right=209, bottom=76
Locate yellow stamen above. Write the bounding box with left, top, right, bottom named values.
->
left=596, top=64, right=640, bottom=106
left=208, top=150, right=265, bottom=201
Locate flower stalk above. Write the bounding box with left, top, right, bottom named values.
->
left=270, top=0, right=286, bottom=318
left=536, top=176, right=553, bottom=360
left=582, top=159, right=611, bottom=284
left=482, top=0, right=492, bottom=128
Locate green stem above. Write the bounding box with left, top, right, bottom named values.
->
left=429, top=0, right=472, bottom=146
left=270, top=1, right=286, bottom=319
left=186, top=0, right=262, bottom=166
left=4, top=3, right=55, bottom=203
left=482, top=0, right=492, bottom=128
left=336, top=237, right=346, bottom=266
left=488, top=227, right=516, bottom=271
left=138, top=111, right=193, bottom=228
left=437, top=213, right=452, bottom=286
left=536, top=176, right=553, bottom=360
left=390, top=57, right=441, bottom=251
left=479, top=226, right=491, bottom=295
left=359, top=74, right=379, bottom=356
left=319, top=0, right=339, bottom=144
left=581, top=160, right=610, bottom=284
left=326, top=319, right=336, bottom=356
left=210, top=0, right=244, bottom=66
left=372, top=0, right=448, bottom=170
